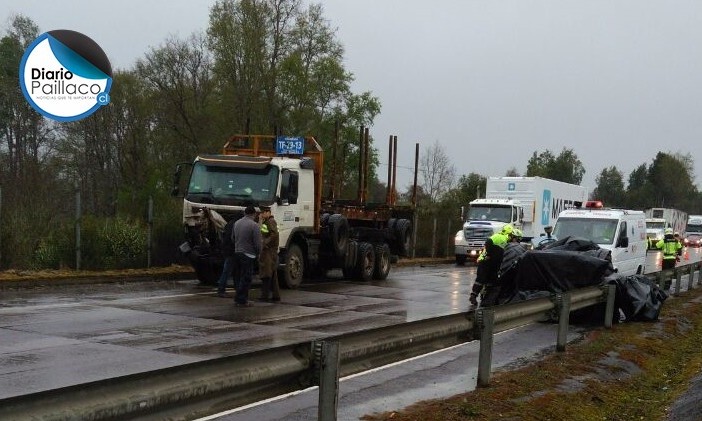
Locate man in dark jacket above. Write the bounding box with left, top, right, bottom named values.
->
left=469, top=224, right=512, bottom=307
left=258, top=206, right=280, bottom=302
left=233, top=206, right=262, bottom=306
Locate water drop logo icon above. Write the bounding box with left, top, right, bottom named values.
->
left=19, top=30, right=112, bottom=122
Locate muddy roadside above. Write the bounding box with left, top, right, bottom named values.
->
left=361, top=289, right=702, bottom=421
left=0, top=257, right=456, bottom=288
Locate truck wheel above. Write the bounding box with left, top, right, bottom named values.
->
left=342, top=240, right=358, bottom=279
left=395, top=219, right=412, bottom=256
left=373, top=243, right=391, bottom=280
left=455, top=254, right=467, bottom=266
left=190, top=253, right=220, bottom=286
left=357, top=242, right=376, bottom=281
left=329, top=214, right=349, bottom=257
left=282, top=243, right=305, bottom=289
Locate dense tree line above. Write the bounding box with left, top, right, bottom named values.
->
left=0, top=1, right=380, bottom=269
left=2, top=2, right=701, bottom=268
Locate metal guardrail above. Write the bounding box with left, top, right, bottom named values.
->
left=1, top=261, right=700, bottom=420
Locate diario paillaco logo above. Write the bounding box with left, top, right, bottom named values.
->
left=19, top=30, right=112, bottom=122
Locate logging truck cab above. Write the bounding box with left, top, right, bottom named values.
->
left=173, top=134, right=414, bottom=288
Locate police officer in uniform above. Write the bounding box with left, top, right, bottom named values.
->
left=258, top=206, right=281, bottom=302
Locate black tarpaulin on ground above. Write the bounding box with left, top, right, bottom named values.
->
left=608, top=275, right=668, bottom=321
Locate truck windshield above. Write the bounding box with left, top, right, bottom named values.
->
left=646, top=221, right=665, bottom=230
left=186, top=162, right=279, bottom=205
left=553, top=218, right=619, bottom=245
left=467, top=205, right=512, bottom=223
left=688, top=222, right=702, bottom=234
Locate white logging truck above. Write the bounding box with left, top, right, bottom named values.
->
left=173, top=133, right=416, bottom=288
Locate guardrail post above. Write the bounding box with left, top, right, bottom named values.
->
left=687, top=265, right=694, bottom=291
left=555, top=292, right=571, bottom=352
left=314, top=340, right=340, bottom=421
left=674, top=268, right=682, bottom=294
left=658, top=270, right=671, bottom=291
left=476, top=308, right=495, bottom=387
left=603, top=284, right=616, bottom=328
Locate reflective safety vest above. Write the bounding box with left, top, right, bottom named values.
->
left=261, top=222, right=270, bottom=234
left=656, top=237, right=681, bottom=260
left=477, top=232, right=509, bottom=262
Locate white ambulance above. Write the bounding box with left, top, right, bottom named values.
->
left=552, top=201, right=647, bottom=276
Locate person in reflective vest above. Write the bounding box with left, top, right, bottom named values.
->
left=673, top=232, right=684, bottom=257
left=656, top=228, right=682, bottom=271
left=469, top=224, right=513, bottom=306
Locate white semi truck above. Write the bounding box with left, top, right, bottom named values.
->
left=685, top=215, right=702, bottom=235
left=173, top=134, right=415, bottom=288
left=454, top=176, right=588, bottom=264
left=644, top=208, right=688, bottom=249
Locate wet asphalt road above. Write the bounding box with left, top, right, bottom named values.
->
left=0, top=249, right=699, bottom=416
left=0, top=264, right=474, bottom=400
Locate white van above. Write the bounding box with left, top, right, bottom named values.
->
left=552, top=201, right=647, bottom=276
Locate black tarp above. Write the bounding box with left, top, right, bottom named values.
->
left=607, top=275, right=668, bottom=321
left=492, top=236, right=666, bottom=323
left=509, top=249, right=614, bottom=294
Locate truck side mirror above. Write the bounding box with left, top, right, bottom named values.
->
left=171, top=163, right=191, bottom=198
left=171, top=165, right=182, bottom=197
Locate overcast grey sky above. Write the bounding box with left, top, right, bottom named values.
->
left=3, top=0, right=702, bottom=194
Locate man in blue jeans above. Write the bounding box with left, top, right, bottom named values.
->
left=233, top=205, right=262, bottom=306
left=217, top=217, right=238, bottom=297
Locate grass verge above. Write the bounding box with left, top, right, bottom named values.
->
left=362, top=287, right=702, bottom=421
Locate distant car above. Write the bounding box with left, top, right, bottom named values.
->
left=684, top=234, right=702, bottom=247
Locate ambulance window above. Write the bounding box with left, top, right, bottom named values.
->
left=616, top=222, right=628, bottom=248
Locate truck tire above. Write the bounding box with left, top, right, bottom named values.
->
left=395, top=219, right=412, bottom=257
left=282, top=243, right=305, bottom=289
left=329, top=214, right=349, bottom=257
left=342, top=240, right=358, bottom=279
left=357, top=242, right=376, bottom=281
left=195, top=264, right=218, bottom=286
left=190, top=251, right=220, bottom=286
left=455, top=254, right=467, bottom=266
left=373, top=243, right=391, bottom=280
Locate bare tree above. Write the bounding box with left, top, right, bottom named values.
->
left=420, top=140, right=456, bottom=203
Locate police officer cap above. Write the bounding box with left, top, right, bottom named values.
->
left=259, top=205, right=271, bottom=212
left=665, top=227, right=673, bottom=235
left=501, top=224, right=514, bottom=235
left=244, top=206, right=257, bottom=215
left=512, top=228, right=523, bottom=238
